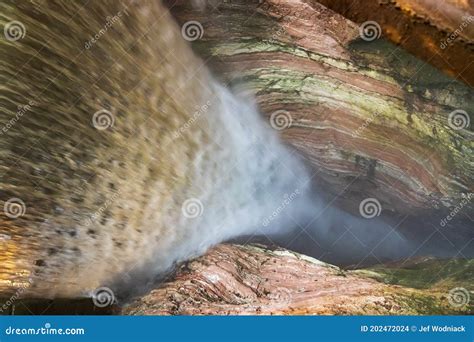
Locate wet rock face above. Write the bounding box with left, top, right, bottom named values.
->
left=168, top=0, right=473, bottom=219
left=317, top=0, right=474, bottom=87
left=121, top=244, right=472, bottom=315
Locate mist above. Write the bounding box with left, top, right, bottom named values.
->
left=113, top=81, right=471, bottom=299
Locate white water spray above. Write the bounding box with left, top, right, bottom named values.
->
left=142, top=82, right=312, bottom=278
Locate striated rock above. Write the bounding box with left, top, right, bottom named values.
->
left=122, top=244, right=472, bottom=315
left=168, top=0, right=473, bottom=217
left=317, top=0, right=474, bottom=86
left=390, top=0, right=474, bottom=42
left=168, top=0, right=474, bottom=215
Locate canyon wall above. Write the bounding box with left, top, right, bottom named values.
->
left=168, top=0, right=473, bottom=219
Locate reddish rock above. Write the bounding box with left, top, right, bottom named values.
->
left=317, top=0, right=474, bottom=86
left=169, top=0, right=473, bottom=216
left=122, top=244, right=467, bottom=315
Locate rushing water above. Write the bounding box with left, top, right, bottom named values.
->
left=1, top=0, right=470, bottom=302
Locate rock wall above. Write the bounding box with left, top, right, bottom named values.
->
left=122, top=244, right=472, bottom=315
left=168, top=0, right=473, bottom=218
